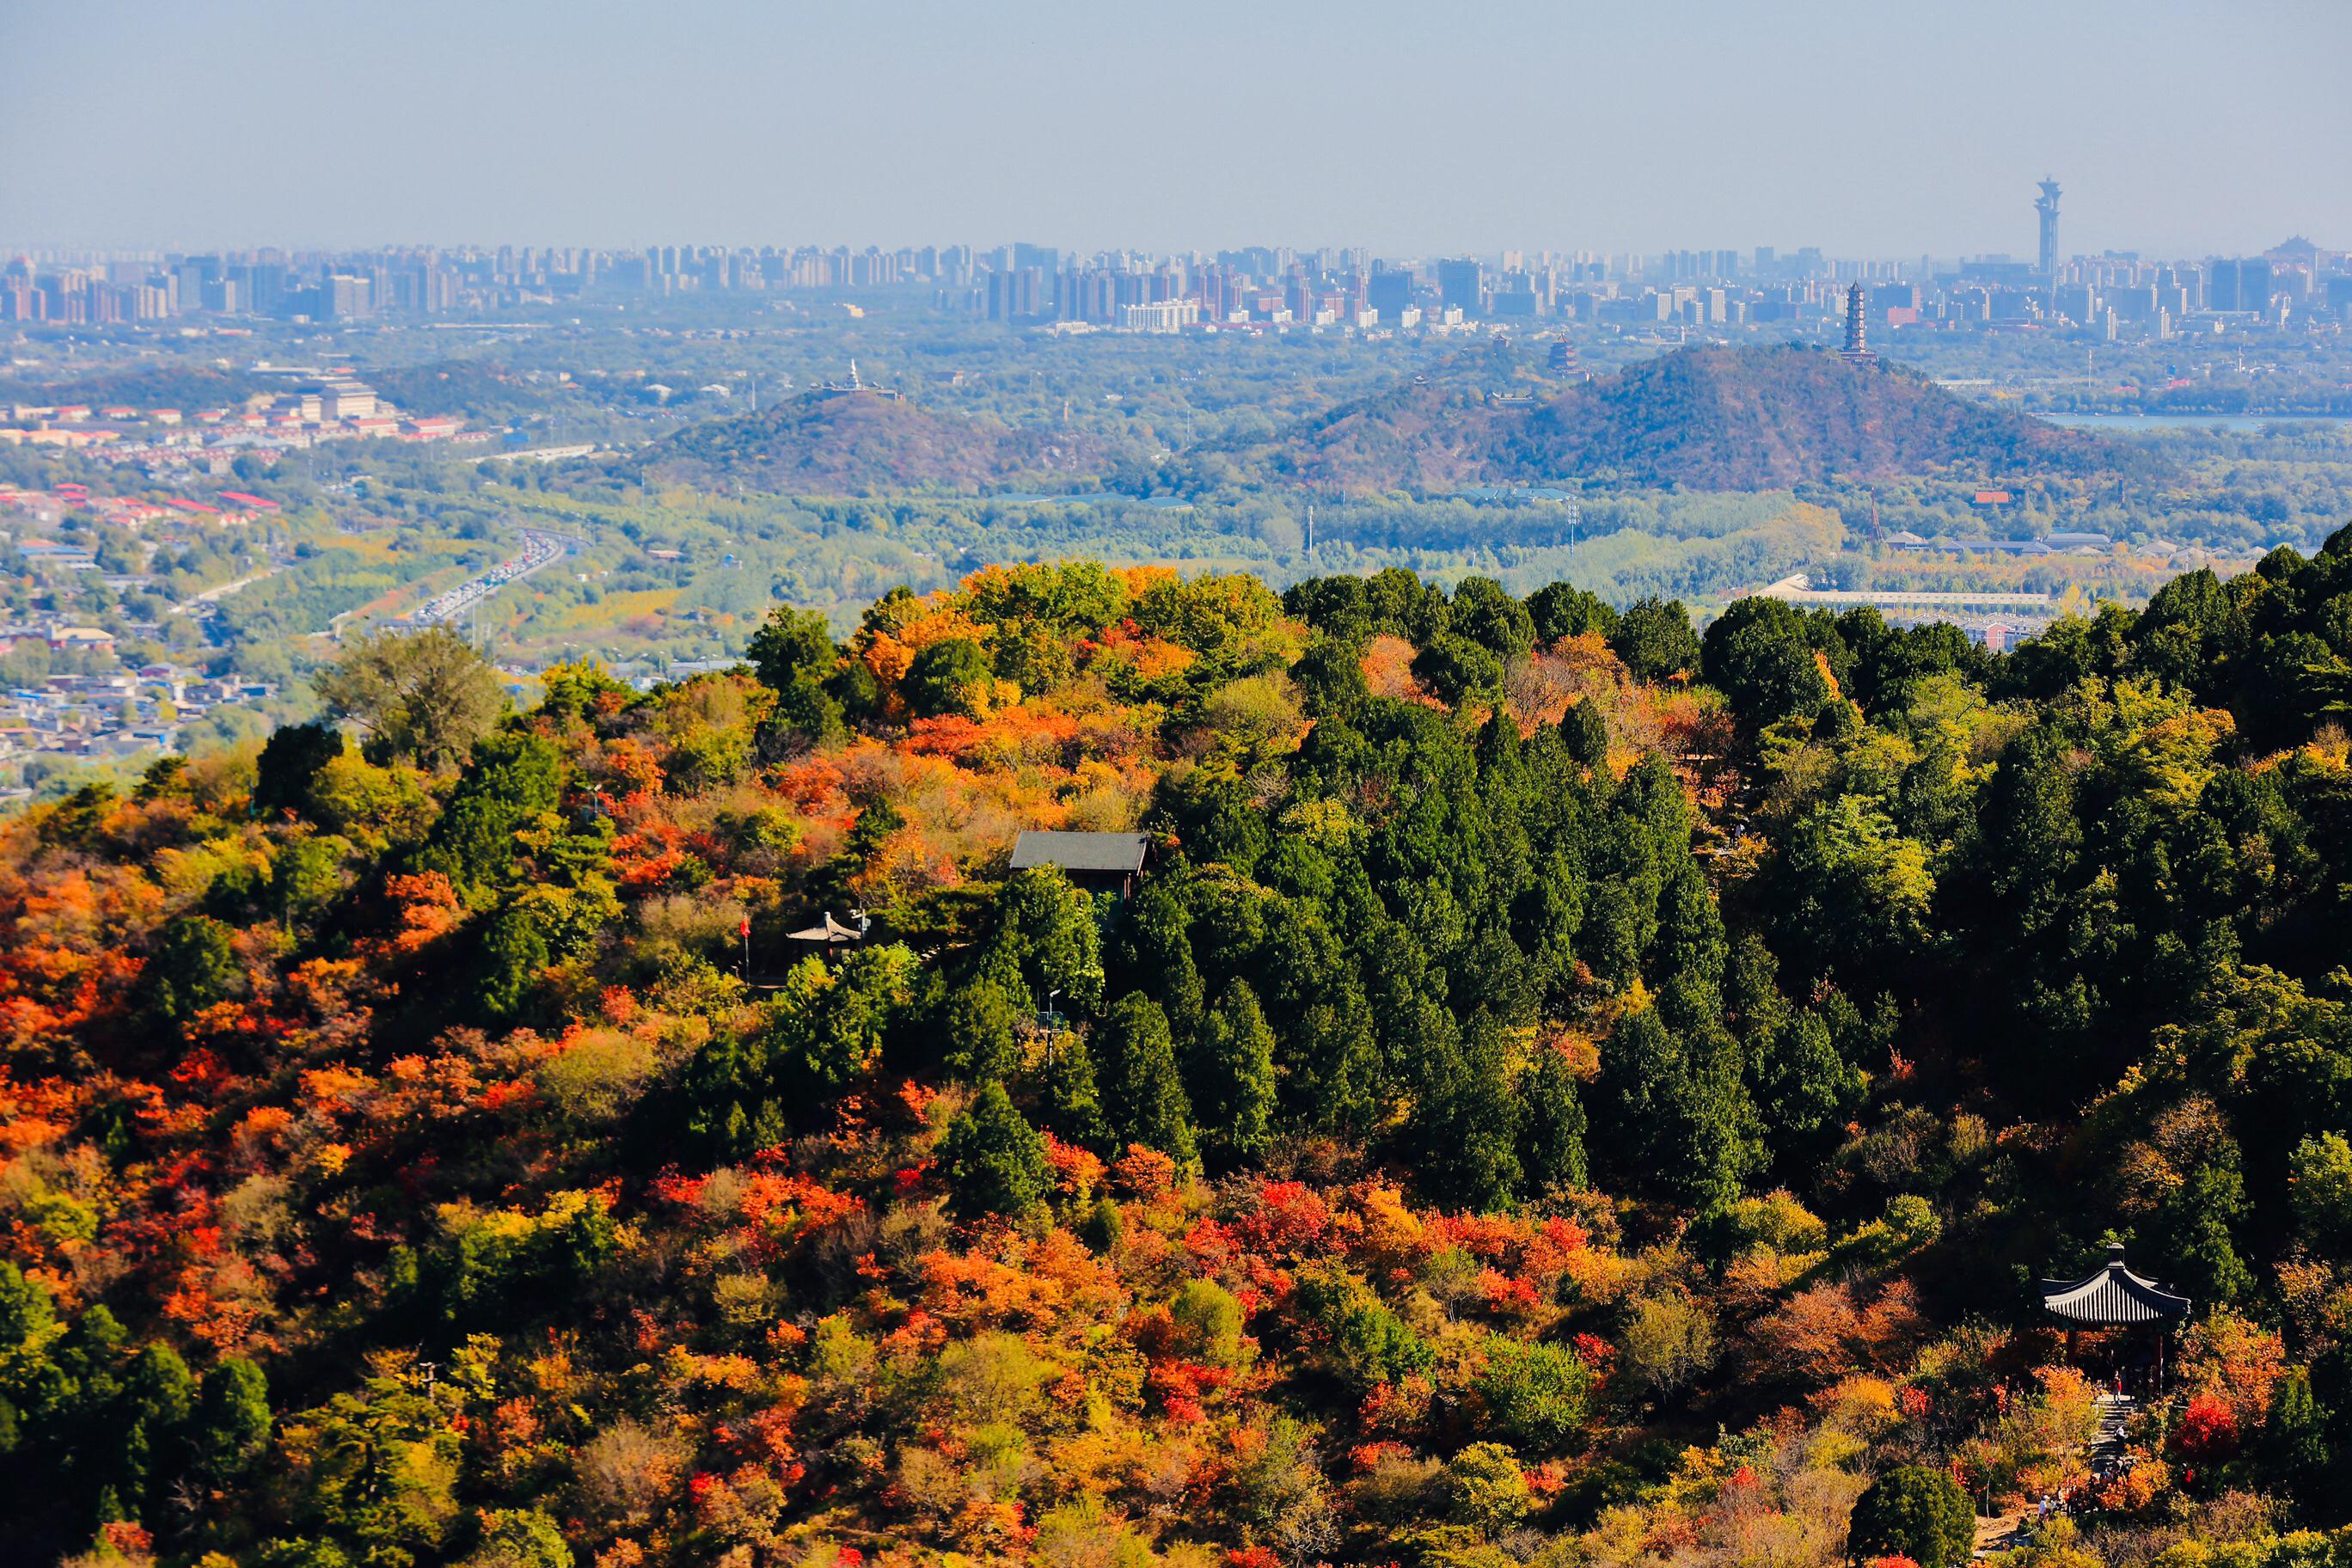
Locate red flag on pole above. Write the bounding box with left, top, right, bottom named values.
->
left=739, top=916, right=751, bottom=938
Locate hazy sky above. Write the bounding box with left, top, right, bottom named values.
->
left=3, top=0, right=2346, bottom=259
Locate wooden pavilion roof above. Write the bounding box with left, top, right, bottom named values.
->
left=2039, top=1245, right=2191, bottom=1326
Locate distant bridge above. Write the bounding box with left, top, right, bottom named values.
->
left=454, top=444, right=597, bottom=466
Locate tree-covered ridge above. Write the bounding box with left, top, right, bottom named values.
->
left=637, top=390, right=1113, bottom=496
left=2, top=538, right=2352, bottom=1567
left=1242, top=346, right=2147, bottom=495
left=607, top=343, right=2140, bottom=504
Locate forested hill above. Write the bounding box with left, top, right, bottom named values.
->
left=1507, top=345, right=2129, bottom=488
left=626, top=345, right=2128, bottom=502
left=1262, top=344, right=2140, bottom=493
left=639, top=389, right=1108, bottom=493
left=0, top=364, right=262, bottom=414
left=4, top=543, right=2352, bottom=1565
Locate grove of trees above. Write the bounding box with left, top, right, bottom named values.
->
left=0, top=539, right=2350, bottom=1565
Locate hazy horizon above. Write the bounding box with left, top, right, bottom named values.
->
left=3, top=0, right=2348, bottom=259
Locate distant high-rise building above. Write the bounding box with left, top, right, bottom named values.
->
left=1436, top=257, right=1483, bottom=315
left=2208, top=258, right=2274, bottom=313
left=2035, top=177, right=2062, bottom=280
left=984, top=266, right=1050, bottom=322
left=2247, top=260, right=2276, bottom=314
left=322, top=273, right=373, bottom=319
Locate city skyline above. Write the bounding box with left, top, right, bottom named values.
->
left=13, top=227, right=2335, bottom=343
left=2, top=211, right=2325, bottom=272
left=3, top=0, right=2348, bottom=257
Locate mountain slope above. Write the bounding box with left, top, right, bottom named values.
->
left=1261, top=378, right=1503, bottom=492
left=4, top=545, right=2352, bottom=1559
left=640, top=389, right=1105, bottom=493
left=1264, top=343, right=2138, bottom=493
left=1513, top=343, right=2118, bottom=487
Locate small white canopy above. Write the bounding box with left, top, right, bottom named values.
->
left=787, top=911, right=866, bottom=946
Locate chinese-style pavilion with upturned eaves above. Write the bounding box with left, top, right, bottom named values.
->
left=2040, top=1244, right=2190, bottom=1393
left=2040, top=1244, right=2192, bottom=1327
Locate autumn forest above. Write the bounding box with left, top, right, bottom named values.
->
left=5, top=542, right=2352, bottom=1568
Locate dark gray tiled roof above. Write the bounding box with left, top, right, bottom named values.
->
left=1008, top=830, right=1148, bottom=874
left=2039, top=1246, right=2191, bottom=1326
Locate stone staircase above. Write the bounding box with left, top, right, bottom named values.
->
left=1974, top=1390, right=2140, bottom=1556
left=2092, top=1390, right=2135, bottom=1464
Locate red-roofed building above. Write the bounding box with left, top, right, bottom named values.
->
left=217, top=491, right=279, bottom=511
left=165, top=497, right=221, bottom=516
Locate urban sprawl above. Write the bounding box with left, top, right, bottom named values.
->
left=1, top=178, right=2347, bottom=795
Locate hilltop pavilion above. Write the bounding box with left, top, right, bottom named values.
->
left=2040, top=1244, right=2190, bottom=1393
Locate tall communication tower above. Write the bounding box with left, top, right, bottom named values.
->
left=2036, top=177, right=2062, bottom=281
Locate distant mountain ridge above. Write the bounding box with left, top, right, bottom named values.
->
left=640, top=390, right=1104, bottom=494
left=642, top=345, right=2138, bottom=500
left=1256, top=343, right=2138, bottom=493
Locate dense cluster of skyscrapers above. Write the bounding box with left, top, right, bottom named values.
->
left=5, top=186, right=2348, bottom=339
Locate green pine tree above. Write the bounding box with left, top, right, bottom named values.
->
left=1191, top=980, right=1277, bottom=1168
left=193, top=1357, right=273, bottom=1484
left=1517, top=1043, right=1589, bottom=1197
left=940, top=1081, right=1052, bottom=1218
left=1096, top=993, right=1198, bottom=1166
left=1036, top=1029, right=1107, bottom=1145
left=1564, top=697, right=1610, bottom=769
left=1417, top=1009, right=1522, bottom=1212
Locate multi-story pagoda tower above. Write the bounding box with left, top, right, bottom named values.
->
left=1841, top=281, right=1875, bottom=362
